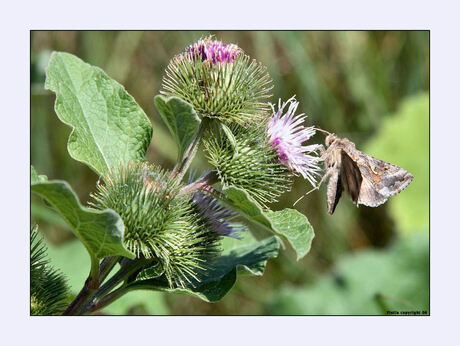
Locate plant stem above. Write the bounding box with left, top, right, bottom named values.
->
left=89, top=254, right=100, bottom=289
left=82, top=258, right=150, bottom=314
left=99, top=256, right=120, bottom=284
left=63, top=255, right=100, bottom=315
left=170, top=118, right=209, bottom=183
left=63, top=257, right=148, bottom=315
left=178, top=170, right=220, bottom=196
left=86, top=285, right=129, bottom=314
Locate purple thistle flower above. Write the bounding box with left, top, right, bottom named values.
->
left=193, top=192, right=244, bottom=238
left=267, top=96, right=322, bottom=186
left=185, top=37, right=241, bottom=64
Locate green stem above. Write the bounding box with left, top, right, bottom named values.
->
left=82, top=258, right=150, bottom=314
left=99, top=256, right=120, bottom=285
left=89, top=254, right=100, bottom=289
left=63, top=257, right=148, bottom=315
left=63, top=255, right=100, bottom=315
left=86, top=285, right=129, bottom=314
left=170, top=118, right=209, bottom=183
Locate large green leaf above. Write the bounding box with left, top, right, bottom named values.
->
left=154, top=95, right=201, bottom=162
left=31, top=180, right=135, bottom=260
left=127, top=236, right=280, bottom=302
left=222, top=186, right=314, bottom=260
left=45, top=52, right=153, bottom=175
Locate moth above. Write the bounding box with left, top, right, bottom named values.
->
left=301, top=131, right=414, bottom=214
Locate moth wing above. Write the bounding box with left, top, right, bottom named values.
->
left=327, top=165, right=343, bottom=215
left=354, top=151, right=414, bottom=206
left=357, top=176, right=389, bottom=207
left=340, top=150, right=363, bottom=205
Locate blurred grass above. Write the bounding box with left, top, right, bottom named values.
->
left=31, top=31, right=429, bottom=315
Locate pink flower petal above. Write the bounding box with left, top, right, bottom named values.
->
left=267, top=96, right=322, bottom=186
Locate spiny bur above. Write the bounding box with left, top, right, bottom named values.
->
left=204, top=122, right=293, bottom=206
left=90, top=162, right=221, bottom=288
left=30, top=225, right=70, bottom=315
left=161, top=36, right=273, bottom=127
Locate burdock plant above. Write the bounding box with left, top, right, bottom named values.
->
left=31, top=36, right=317, bottom=315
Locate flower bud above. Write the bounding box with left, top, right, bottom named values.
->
left=204, top=122, right=292, bottom=206
left=90, top=162, right=221, bottom=288
left=161, top=36, right=273, bottom=126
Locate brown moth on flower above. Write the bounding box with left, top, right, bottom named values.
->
left=296, top=130, right=414, bottom=214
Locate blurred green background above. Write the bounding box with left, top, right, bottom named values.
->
left=31, top=31, right=429, bottom=315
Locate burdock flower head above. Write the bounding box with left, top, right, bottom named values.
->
left=90, top=162, right=221, bottom=288
left=267, top=96, right=322, bottom=186
left=161, top=36, right=273, bottom=126
left=204, top=122, right=292, bottom=206
left=185, top=39, right=240, bottom=64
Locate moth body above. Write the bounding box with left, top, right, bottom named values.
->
left=318, top=133, right=413, bottom=214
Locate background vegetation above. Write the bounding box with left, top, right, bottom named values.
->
left=31, top=31, right=429, bottom=315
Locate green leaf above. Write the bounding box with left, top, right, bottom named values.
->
left=223, top=186, right=272, bottom=228
left=127, top=236, right=280, bottom=302
left=31, top=180, right=135, bottom=260
left=219, top=122, right=238, bottom=152
left=31, top=165, right=48, bottom=184
left=265, top=209, right=314, bottom=260
left=31, top=200, right=71, bottom=231
left=154, top=95, right=201, bottom=162
left=222, top=186, right=314, bottom=260
left=135, top=261, right=165, bottom=281
left=45, top=52, right=153, bottom=176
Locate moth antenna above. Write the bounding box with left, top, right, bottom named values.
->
left=314, top=127, right=332, bottom=136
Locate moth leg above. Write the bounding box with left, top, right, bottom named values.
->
left=318, top=144, right=326, bottom=155
left=315, top=144, right=326, bottom=160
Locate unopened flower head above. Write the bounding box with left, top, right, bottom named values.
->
left=204, top=123, right=292, bottom=206
left=193, top=192, right=244, bottom=239
left=90, top=162, right=220, bottom=288
left=161, top=36, right=273, bottom=126
left=267, top=96, right=322, bottom=186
